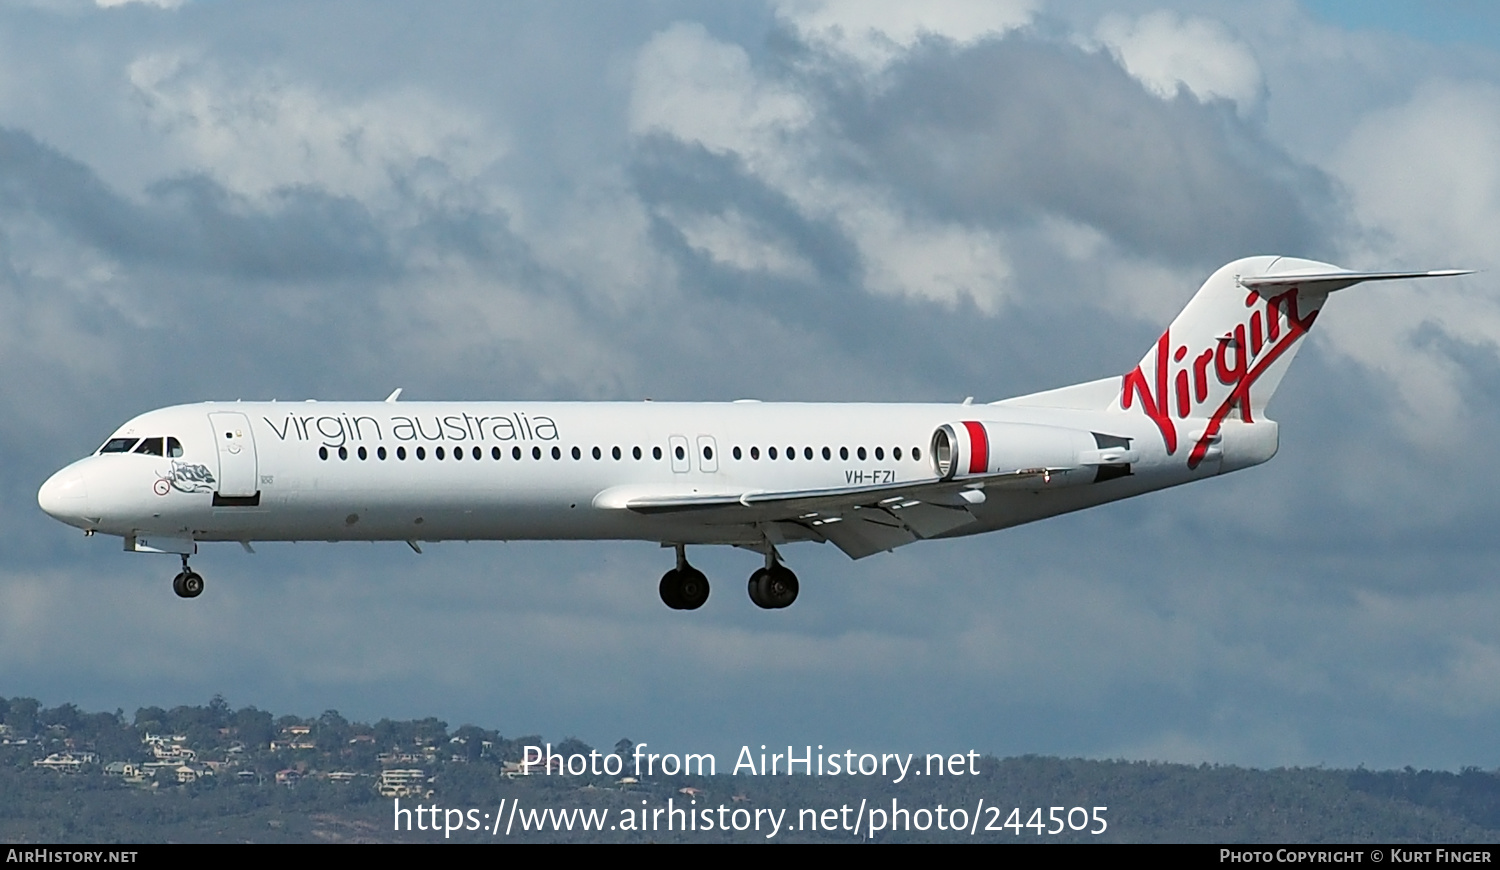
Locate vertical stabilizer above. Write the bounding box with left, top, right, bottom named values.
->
left=1120, top=256, right=1468, bottom=468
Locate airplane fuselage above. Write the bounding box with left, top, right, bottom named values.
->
left=39, top=397, right=1262, bottom=549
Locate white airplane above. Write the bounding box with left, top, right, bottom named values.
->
left=38, top=256, right=1468, bottom=610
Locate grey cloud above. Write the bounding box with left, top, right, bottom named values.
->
left=632, top=135, right=863, bottom=287
left=805, top=35, right=1340, bottom=267
left=0, top=128, right=392, bottom=280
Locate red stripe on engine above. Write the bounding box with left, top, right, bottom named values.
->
left=962, top=421, right=988, bottom=475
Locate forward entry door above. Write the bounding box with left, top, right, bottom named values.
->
left=207, top=411, right=259, bottom=498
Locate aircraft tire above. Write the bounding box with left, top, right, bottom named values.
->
left=749, top=566, right=798, bottom=609
left=659, top=570, right=685, bottom=610
left=764, top=565, right=798, bottom=609
left=676, top=567, right=709, bottom=610
left=747, top=568, right=771, bottom=608
left=174, top=571, right=204, bottom=599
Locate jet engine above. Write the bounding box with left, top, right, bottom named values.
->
left=930, top=421, right=1100, bottom=484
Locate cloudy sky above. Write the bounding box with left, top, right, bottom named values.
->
left=5, top=0, right=1500, bottom=773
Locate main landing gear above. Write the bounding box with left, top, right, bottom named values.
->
left=748, top=558, right=798, bottom=610
left=656, top=546, right=800, bottom=610
left=172, top=554, right=204, bottom=599
left=659, top=545, right=710, bottom=610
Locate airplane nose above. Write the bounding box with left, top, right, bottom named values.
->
left=38, top=468, right=89, bottom=523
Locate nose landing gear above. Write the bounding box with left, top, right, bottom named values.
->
left=659, top=545, right=709, bottom=610
left=172, top=555, right=204, bottom=599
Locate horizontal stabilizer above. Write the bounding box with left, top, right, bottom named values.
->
left=1239, top=269, right=1472, bottom=294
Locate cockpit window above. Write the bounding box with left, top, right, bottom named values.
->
left=99, top=438, right=139, bottom=454
left=133, top=437, right=165, bottom=456
left=167, top=437, right=183, bottom=458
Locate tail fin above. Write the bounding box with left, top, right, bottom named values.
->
left=1121, top=256, right=1470, bottom=467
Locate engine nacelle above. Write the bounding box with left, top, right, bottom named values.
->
left=930, top=421, right=1098, bottom=484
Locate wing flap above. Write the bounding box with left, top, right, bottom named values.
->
left=814, top=514, right=920, bottom=559
left=596, top=467, right=1062, bottom=557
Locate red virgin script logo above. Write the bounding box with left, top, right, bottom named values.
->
left=1122, top=287, right=1318, bottom=469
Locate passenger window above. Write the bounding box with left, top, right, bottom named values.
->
left=338, top=447, right=348, bottom=460
left=857, top=447, right=867, bottom=460
left=633, top=446, right=642, bottom=460
left=613, top=446, right=622, bottom=460
left=552, top=446, right=562, bottom=460
left=398, top=446, right=407, bottom=460
left=167, top=437, right=183, bottom=458
left=733, top=446, right=742, bottom=460
left=417, top=447, right=427, bottom=460
left=358, top=446, right=368, bottom=460
left=99, top=437, right=138, bottom=454
left=592, top=446, right=601, bottom=460
left=840, top=447, right=848, bottom=460
left=572, top=446, right=582, bottom=460
left=803, top=447, right=813, bottom=460
left=379, top=447, right=388, bottom=460
left=674, top=445, right=685, bottom=460
left=532, top=446, right=542, bottom=460
left=436, top=447, right=446, bottom=460
left=875, top=447, right=884, bottom=460
left=133, top=437, right=164, bottom=456
left=492, top=447, right=502, bottom=460
left=768, top=447, right=777, bottom=459
left=913, top=447, right=922, bottom=461
left=787, top=446, right=795, bottom=460
left=750, top=446, right=760, bottom=460
left=821, top=446, right=830, bottom=460
left=652, top=446, right=662, bottom=460
left=513, top=446, right=522, bottom=460
left=319, top=447, right=329, bottom=460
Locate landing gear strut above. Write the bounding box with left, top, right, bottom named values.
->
left=172, top=555, right=204, bottom=599
left=659, top=545, right=709, bottom=610
left=747, top=554, right=798, bottom=609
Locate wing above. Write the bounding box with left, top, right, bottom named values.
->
left=594, top=468, right=1058, bottom=559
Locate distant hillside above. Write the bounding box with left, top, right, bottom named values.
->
left=1, top=695, right=1497, bottom=843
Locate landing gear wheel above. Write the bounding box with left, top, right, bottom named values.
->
left=659, top=570, right=684, bottom=609
left=676, top=567, right=709, bottom=610
left=659, top=568, right=710, bottom=610
left=173, top=570, right=204, bottom=599
left=748, top=565, right=798, bottom=609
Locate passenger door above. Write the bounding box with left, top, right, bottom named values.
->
left=696, top=435, right=719, bottom=473
left=207, top=411, right=259, bottom=498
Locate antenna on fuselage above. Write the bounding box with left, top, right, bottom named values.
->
left=385, top=388, right=403, bottom=403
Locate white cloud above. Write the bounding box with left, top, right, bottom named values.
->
left=1317, top=80, right=1500, bottom=444
left=1334, top=80, right=1500, bottom=268
left=125, top=52, right=503, bottom=205
left=774, top=0, right=1036, bottom=71
left=665, top=207, right=817, bottom=281
left=1092, top=10, right=1264, bottom=108
left=629, top=22, right=809, bottom=161
left=838, top=197, right=1014, bottom=312
left=97, top=0, right=184, bottom=8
